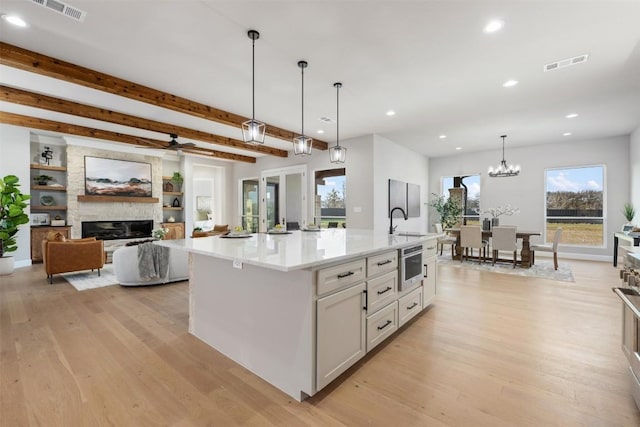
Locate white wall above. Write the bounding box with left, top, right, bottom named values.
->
left=372, top=135, right=430, bottom=234
left=631, top=126, right=640, bottom=213
left=429, top=135, right=630, bottom=258
left=0, top=124, right=31, bottom=267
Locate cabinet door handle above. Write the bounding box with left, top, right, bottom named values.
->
left=377, top=259, right=392, bottom=266
left=426, top=246, right=436, bottom=250
left=377, top=286, right=392, bottom=295
left=362, top=289, right=368, bottom=311
left=377, top=319, right=392, bottom=331
left=338, top=271, right=354, bottom=279
left=407, top=302, right=418, bottom=310
left=423, top=263, right=428, bottom=278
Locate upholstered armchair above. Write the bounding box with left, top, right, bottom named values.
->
left=42, top=237, right=104, bottom=284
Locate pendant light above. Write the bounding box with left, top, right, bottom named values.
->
left=241, top=29, right=266, bottom=144
left=293, top=60, right=312, bottom=155
left=488, top=135, right=520, bottom=177
left=329, top=82, right=346, bottom=163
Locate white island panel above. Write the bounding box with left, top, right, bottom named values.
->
left=190, top=253, right=315, bottom=400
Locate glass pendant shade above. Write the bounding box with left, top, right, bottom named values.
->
left=243, top=29, right=266, bottom=144
left=294, top=60, right=312, bottom=155
left=293, top=135, right=312, bottom=155
left=242, top=119, right=266, bottom=144
left=330, top=145, right=347, bottom=163
left=330, top=82, right=346, bottom=164
left=488, top=135, right=519, bottom=177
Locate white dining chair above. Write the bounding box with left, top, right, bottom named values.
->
left=459, top=225, right=488, bottom=263
left=531, top=228, right=562, bottom=270
left=434, top=223, right=457, bottom=257
left=490, top=226, right=517, bottom=268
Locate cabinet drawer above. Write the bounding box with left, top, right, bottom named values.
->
left=398, top=286, right=423, bottom=327
left=366, top=270, right=397, bottom=314
left=367, top=250, right=398, bottom=278
left=317, top=259, right=366, bottom=296
left=366, top=301, right=398, bottom=352
left=422, top=241, right=438, bottom=258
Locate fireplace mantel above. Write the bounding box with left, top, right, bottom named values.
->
left=77, top=195, right=159, bottom=203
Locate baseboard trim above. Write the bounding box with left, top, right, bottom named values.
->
left=533, top=251, right=610, bottom=263
left=15, top=259, right=33, bottom=269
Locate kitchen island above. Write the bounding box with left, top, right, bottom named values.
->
left=158, top=228, right=439, bottom=401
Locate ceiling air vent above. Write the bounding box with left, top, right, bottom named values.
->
left=30, top=0, right=87, bottom=22
left=544, top=54, right=589, bottom=72
left=319, top=116, right=336, bottom=123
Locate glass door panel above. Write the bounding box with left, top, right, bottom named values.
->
left=242, top=179, right=259, bottom=232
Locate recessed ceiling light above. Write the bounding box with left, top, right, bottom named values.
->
left=563, top=132, right=572, bottom=136
left=502, top=79, right=518, bottom=88
left=455, top=147, right=462, bottom=151
left=565, top=113, right=578, bottom=119
left=386, top=110, right=396, bottom=116
left=483, top=19, right=504, bottom=34
left=439, top=135, right=447, bottom=139
left=317, top=130, right=324, bottom=134
left=1, top=14, right=27, bottom=27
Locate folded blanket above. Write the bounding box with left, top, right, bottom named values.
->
left=137, top=242, right=169, bottom=280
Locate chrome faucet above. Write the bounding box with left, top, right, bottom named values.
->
left=389, top=206, right=408, bottom=234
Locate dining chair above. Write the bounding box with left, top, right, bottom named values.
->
left=327, top=222, right=339, bottom=228
left=434, top=223, right=457, bottom=257
left=286, top=221, right=300, bottom=230
left=531, top=228, right=563, bottom=270
left=490, top=226, right=517, bottom=268
left=459, top=225, right=488, bottom=263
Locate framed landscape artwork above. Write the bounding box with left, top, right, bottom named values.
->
left=84, top=156, right=152, bottom=197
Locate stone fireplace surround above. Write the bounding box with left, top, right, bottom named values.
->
left=66, top=144, right=163, bottom=240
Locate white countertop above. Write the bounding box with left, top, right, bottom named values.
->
left=157, top=228, right=439, bottom=272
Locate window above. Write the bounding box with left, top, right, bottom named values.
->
left=314, top=168, right=346, bottom=228
left=441, top=175, right=481, bottom=225
left=241, top=179, right=259, bottom=232
left=545, top=166, right=604, bottom=246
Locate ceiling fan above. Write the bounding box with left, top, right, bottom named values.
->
left=137, top=133, right=196, bottom=150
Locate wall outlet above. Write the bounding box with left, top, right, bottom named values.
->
left=353, top=206, right=362, bottom=213
left=233, top=259, right=243, bottom=269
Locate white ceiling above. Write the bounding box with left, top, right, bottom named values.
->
left=0, top=0, right=639, bottom=159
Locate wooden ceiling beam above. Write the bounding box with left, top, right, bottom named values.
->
left=0, top=85, right=287, bottom=158
left=0, top=42, right=328, bottom=150
left=0, top=111, right=257, bottom=163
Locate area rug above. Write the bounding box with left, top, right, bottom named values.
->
left=61, top=264, right=119, bottom=291
left=438, top=255, right=575, bottom=282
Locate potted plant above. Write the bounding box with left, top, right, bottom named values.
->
left=171, top=172, right=183, bottom=191
left=33, top=174, right=53, bottom=186
left=428, top=193, right=463, bottom=230
left=0, top=175, right=31, bottom=275
left=623, top=202, right=635, bottom=225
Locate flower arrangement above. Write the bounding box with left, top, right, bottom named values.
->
left=483, top=204, right=520, bottom=218
left=152, top=227, right=169, bottom=239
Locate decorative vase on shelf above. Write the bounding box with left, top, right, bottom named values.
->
left=491, top=217, right=499, bottom=228
left=172, top=197, right=180, bottom=207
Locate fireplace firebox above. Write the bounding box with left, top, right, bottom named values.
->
left=81, top=220, right=153, bottom=241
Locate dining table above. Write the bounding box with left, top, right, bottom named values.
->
left=445, top=228, right=542, bottom=268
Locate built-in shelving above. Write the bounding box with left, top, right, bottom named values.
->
left=31, top=185, right=67, bottom=191
left=31, top=205, right=67, bottom=211
left=163, top=191, right=183, bottom=196
left=162, top=207, right=183, bottom=211
left=30, top=163, right=67, bottom=172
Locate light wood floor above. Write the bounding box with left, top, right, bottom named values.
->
left=1, top=260, right=639, bottom=426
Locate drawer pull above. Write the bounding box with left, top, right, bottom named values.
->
left=407, top=302, right=418, bottom=310
left=337, top=271, right=354, bottom=279
left=377, top=286, right=392, bottom=295
left=376, top=259, right=392, bottom=266
left=423, top=263, right=428, bottom=278
left=426, top=246, right=436, bottom=250
left=377, top=319, right=392, bottom=331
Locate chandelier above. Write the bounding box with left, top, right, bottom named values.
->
left=488, top=135, right=520, bottom=177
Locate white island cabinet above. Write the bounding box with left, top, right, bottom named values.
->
left=158, top=229, right=440, bottom=401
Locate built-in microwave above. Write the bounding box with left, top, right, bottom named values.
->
left=399, top=244, right=423, bottom=291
